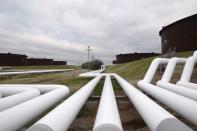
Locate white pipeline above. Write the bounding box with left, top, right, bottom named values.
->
left=79, top=65, right=105, bottom=77
left=0, top=86, right=69, bottom=131
left=179, top=56, right=196, bottom=82
left=0, top=69, right=73, bottom=76
left=177, top=51, right=197, bottom=89
left=93, top=75, right=123, bottom=131
left=160, top=57, right=186, bottom=82
left=0, top=87, right=40, bottom=111
left=177, top=81, right=197, bottom=90
left=157, top=81, right=197, bottom=101
left=27, top=76, right=102, bottom=131
left=138, top=80, right=197, bottom=126
left=0, top=84, right=68, bottom=94
left=143, top=58, right=169, bottom=83
left=156, top=57, right=197, bottom=100
left=115, top=74, right=192, bottom=131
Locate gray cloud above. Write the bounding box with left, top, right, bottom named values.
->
left=0, top=0, right=196, bottom=64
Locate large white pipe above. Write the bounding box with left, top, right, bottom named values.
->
left=157, top=81, right=197, bottom=101
left=155, top=57, right=197, bottom=100
left=138, top=80, right=197, bottom=125
left=178, top=51, right=197, bottom=82
left=179, top=56, right=196, bottom=82
left=143, top=58, right=169, bottom=83
left=0, top=86, right=69, bottom=131
left=177, top=81, right=197, bottom=90
left=0, top=84, right=68, bottom=111
left=101, top=65, right=106, bottom=71
left=193, top=51, right=197, bottom=57
left=0, top=84, right=68, bottom=94
left=176, top=51, right=197, bottom=89
left=93, top=75, right=123, bottom=131
left=79, top=65, right=105, bottom=77
left=27, top=76, right=102, bottom=131
left=0, top=69, right=73, bottom=76
left=114, top=74, right=192, bottom=131
left=0, top=87, right=40, bottom=111
left=160, top=57, right=186, bottom=82
left=0, top=86, right=35, bottom=96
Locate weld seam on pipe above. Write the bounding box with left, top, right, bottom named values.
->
left=93, top=75, right=123, bottom=131
left=138, top=80, right=197, bottom=126
left=115, top=75, right=192, bottom=131
left=0, top=86, right=69, bottom=131
left=27, top=76, right=102, bottom=131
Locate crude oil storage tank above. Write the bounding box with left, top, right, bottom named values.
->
left=159, top=14, right=197, bottom=53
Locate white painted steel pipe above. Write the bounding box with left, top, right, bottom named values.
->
left=0, top=86, right=35, bottom=96
left=0, top=84, right=68, bottom=94
left=160, top=57, right=186, bottom=82
left=176, top=51, right=197, bottom=89
left=155, top=57, right=197, bottom=100
left=157, top=81, right=197, bottom=100
left=177, top=81, right=197, bottom=90
left=143, top=58, right=169, bottom=83
left=0, top=69, right=73, bottom=76
left=93, top=75, right=123, bottom=131
left=0, top=87, right=40, bottom=111
left=193, top=51, right=197, bottom=57
left=114, top=74, right=192, bottom=131
left=79, top=65, right=105, bottom=77
left=101, top=65, right=106, bottom=70
left=27, top=76, right=102, bottom=131
left=0, top=86, right=69, bottom=131
left=79, top=69, right=104, bottom=77
left=0, top=84, right=68, bottom=111
left=179, top=56, right=196, bottom=82
left=138, top=80, right=197, bottom=125
left=178, top=51, right=197, bottom=82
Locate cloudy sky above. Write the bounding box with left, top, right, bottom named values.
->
left=0, top=0, right=196, bottom=64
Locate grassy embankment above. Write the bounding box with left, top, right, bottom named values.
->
left=105, top=51, right=193, bottom=81
left=0, top=51, right=194, bottom=94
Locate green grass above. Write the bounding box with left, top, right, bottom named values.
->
left=61, top=77, right=92, bottom=90
left=105, top=51, right=193, bottom=80
left=92, top=77, right=122, bottom=95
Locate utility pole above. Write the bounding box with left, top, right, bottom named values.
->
left=80, top=56, right=83, bottom=66
left=86, top=45, right=92, bottom=69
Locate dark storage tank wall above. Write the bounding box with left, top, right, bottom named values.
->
left=160, top=14, right=197, bottom=53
